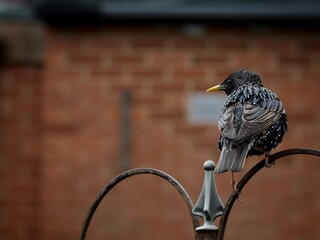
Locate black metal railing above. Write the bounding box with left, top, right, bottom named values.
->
left=80, top=148, right=320, bottom=240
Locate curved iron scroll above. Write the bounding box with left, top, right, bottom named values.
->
left=217, top=148, right=320, bottom=240
left=80, top=148, right=319, bottom=240
left=80, top=168, right=200, bottom=240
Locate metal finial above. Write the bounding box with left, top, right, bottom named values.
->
left=192, top=160, right=225, bottom=232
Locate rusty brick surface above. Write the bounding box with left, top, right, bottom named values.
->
left=0, top=24, right=319, bottom=240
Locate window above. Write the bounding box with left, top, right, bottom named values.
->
left=187, top=93, right=226, bottom=125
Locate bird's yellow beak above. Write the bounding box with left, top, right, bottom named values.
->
left=206, top=84, right=223, bottom=92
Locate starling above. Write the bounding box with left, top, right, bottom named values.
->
left=206, top=69, right=288, bottom=185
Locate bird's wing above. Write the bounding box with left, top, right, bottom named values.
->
left=219, top=99, right=284, bottom=144
left=218, top=103, right=237, bottom=138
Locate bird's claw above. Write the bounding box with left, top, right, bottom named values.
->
left=264, top=152, right=274, bottom=168
left=231, top=179, right=243, bottom=203
left=265, top=161, right=275, bottom=168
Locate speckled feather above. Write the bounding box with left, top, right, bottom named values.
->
left=214, top=70, right=288, bottom=173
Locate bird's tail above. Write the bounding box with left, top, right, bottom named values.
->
left=214, top=143, right=252, bottom=173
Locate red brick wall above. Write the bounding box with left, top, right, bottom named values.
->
left=1, top=24, right=320, bottom=240
left=0, top=66, right=42, bottom=239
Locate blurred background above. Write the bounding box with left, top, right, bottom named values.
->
left=0, top=0, right=320, bottom=240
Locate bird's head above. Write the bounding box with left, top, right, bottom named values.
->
left=206, top=69, right=263, bottom=95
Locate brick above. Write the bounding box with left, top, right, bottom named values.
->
left=131, top=38, right=165, bottom=49
left=132, top=95, right=163, bottom=105
left=172, top=38, right=206, bottom=49
left=278, top=53, right=311, bottom=65
left=67, top=51, right=102, bottom=64
left=234, top=52, right=272, bottom=66
left=1, top=24, right=320, bottom=240
left=148, top=52, right=190, bottom=67
left=174, top=125, right=209, bottom=135
left=215, top=38, right=248, bottom=50
left=173, top=67, right=206, bottom=78
left=0, top=66, right=41, bottom=240
left=44, top=123, right=81, bottom=135
left=131, top=68, right=163, bottom=78
left=89, top=67, right=122, bottom=77
left=253, top=39, right=292, bottom=53
left=152, top=82, right=183, bottom=92
left=111, top=52, right=144, bottom=64
left=149, top=107, right=184, bottom=120
left=193, top=54, right=227, bottom=64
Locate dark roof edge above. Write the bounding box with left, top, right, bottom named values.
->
left=10, top=1, right=320, bottom=26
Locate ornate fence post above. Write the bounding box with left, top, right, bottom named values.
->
left=192, top=160, right=224, bottom=240
left=80, top=148, right=320, bottom=240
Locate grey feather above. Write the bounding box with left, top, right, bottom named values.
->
left=214, top=140, right=254, bottom=173
left=216, top=94, right=284, bottom=173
